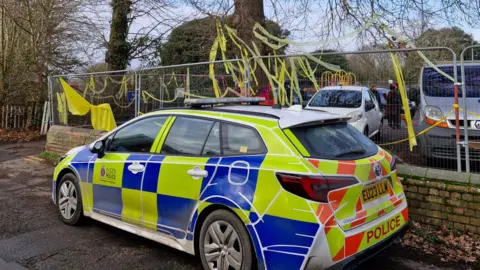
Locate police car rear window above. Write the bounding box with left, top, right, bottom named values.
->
left=288, top=122, right=378, bottom=160
left=222, top=123, right=266, bottom=155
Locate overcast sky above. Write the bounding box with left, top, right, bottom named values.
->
left=85, top=2, right=480, bottom=69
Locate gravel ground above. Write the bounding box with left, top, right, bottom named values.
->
left=0, top=140, right=470, bottom=270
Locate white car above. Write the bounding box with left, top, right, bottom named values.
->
left=305, top=86, right=383, bottom=139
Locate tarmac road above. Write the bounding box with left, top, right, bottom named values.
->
left=0, top=140, right=464, bottom=270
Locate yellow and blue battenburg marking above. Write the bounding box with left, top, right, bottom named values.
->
left=52, top=110, right=407, bottom=270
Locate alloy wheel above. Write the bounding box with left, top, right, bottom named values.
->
left=58, top=180, right=78, bottom=220
left=203, top=220, right=243, bottom=270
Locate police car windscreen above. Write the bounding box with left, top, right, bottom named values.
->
left=289, top=122, right=378, bottom=160
left=423, top=65, right=480, bottom=97
left=308, top=90, right=362, bottom=108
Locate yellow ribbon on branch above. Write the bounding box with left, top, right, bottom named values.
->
left=382, top=26, right=455, bottom=82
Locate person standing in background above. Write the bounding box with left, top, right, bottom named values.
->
left=386, top=83, right=401, bottom=129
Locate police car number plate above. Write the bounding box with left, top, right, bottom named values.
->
left=361, top=180, right=389, bottom=204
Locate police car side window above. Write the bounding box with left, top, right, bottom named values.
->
left=161, top=117, right=214, bottom=156
left=221, top=123, right=266, bottom=155
left=202, top=122, right=221, bottom=156
left=108, top=116, right=167, bottom=153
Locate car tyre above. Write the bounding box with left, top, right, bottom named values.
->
left=199, top=209, right=254, bottom=270
left=57, top=173, right=84, bottom=226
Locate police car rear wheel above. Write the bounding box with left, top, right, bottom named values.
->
left=57, top=173, right=84, bottom=225
left=199, top=210, right=253, bottom=270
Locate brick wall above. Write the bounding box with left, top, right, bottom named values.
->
left=398, top=164, right=480, bottom=234
left=46, top=126, right=105, bottom=155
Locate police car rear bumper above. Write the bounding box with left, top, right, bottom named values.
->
left=305, top=202, right=408, bottom=270
left=323, top=225, right=408, bottom=270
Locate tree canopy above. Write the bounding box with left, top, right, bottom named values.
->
left=158, top=16, right=290, bottom=66
left=403, top=27, right=478, bottom=82
left=185, top=0, right=480, bottom=48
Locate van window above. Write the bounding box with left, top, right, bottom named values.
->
left=423, top=65, right=480, bottom=97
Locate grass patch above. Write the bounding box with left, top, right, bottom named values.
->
left=40, top=152, right=60, bottom=164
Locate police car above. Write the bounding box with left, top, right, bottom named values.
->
left=52, top=97, right=408, bottom=270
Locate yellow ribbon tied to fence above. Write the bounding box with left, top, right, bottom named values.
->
left=59, top=78, right=117, bottom=131
left=56, top=92, right=68, bottom=125
left=390, top=52, right=417, bottom=151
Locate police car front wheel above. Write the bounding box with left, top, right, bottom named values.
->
left=199, top=209, right=253, bottom=270
left=57, top=173, right=84, bottom=226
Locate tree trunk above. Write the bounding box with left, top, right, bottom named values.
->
left=106, top=0, right=131, bottom=71
left=232, top=0, right=265, bottom=49
left=231, top=0, right=268, bottom=90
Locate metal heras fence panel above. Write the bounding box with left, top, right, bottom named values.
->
left=137, top=59, right=248, bottom=114
left=459, top=45, right=480, bottom=173
left=248, top=47, right=467, bottom=172
left=47, top=48, right=480, bottom=173
left=49, top=69, right=137, bottom=128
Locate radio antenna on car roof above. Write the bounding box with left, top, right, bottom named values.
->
left=185, top=97, right=266, bottom=108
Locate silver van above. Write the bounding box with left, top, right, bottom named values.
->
left=418, top=63, right=480, bottom=161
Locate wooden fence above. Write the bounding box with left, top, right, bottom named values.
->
left=0, top=104, right=44, bottom=129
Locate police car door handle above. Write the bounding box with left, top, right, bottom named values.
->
left=187, top=166, right=208, bottom=179
left=128, top=162, right=145, bottom=174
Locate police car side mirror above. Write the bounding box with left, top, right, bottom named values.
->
left=91, top=140, right=105, bottom=158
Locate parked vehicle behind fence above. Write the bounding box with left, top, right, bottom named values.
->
left=305, top=86, right=384, bottom=140
left=418, top=63, right=480, bottom=161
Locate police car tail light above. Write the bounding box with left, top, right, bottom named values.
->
left=276, top=173, right=358, bottom=203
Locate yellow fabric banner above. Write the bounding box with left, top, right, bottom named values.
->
left=58, top=78, right=117, bottom=131
left=90, top=104, right=117, bottom=131
left=60, top=78, right=91, bottom=115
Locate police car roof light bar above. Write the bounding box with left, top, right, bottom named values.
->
left=185, top=97, right=266, bottom=108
